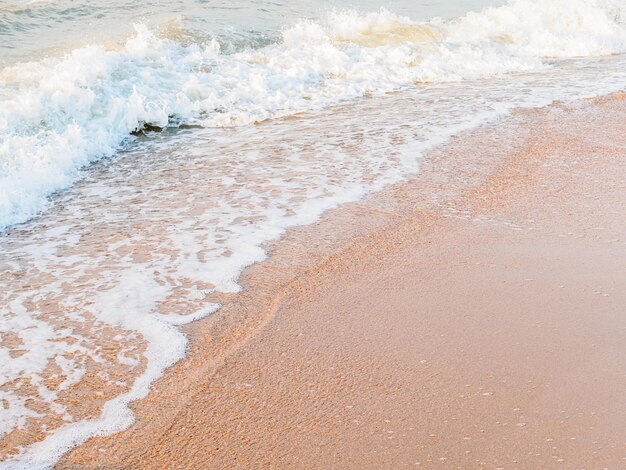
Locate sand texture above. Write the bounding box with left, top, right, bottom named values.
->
left=59, top=95, right=626, bottom=469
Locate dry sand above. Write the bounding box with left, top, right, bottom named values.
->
left=59, top=95, right=626, bottom=469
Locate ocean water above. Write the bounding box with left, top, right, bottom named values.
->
left=1, top=0, right=625, bottom=467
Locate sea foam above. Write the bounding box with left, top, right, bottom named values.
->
left=1, top=0, right=625, bottom=232
left=1, top=1, right=626, bottom=468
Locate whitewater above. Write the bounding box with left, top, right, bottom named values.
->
left=2, top=0, right=625, bottom=232
left=0, top=0, right=625, bottom=467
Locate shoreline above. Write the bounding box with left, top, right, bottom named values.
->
left=56, top=93, right=626, bottom=468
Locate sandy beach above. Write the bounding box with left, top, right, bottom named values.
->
left=52, top=94, right=626, bottom=469
left=2, top=1, right=626, bottom=468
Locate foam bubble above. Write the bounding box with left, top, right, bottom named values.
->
left=1, top=0, right=625, bottom=232
left=1, top=1, right=626, bottom=467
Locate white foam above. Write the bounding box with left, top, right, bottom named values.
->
left=1, top=1, right=626, bottom=468
left=1, top=0, right=625, bottom=231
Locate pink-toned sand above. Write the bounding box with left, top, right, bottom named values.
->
left=59, top=95, right=626, bottom=469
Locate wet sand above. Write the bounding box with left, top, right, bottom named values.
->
left=60, top=95, right=626, bottom=469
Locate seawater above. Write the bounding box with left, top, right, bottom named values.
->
left=0, top=0, right=504, bottom=67
left=1, top=0, right=625, bottom=467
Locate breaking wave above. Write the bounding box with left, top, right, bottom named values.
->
left=1, top=0, right=625, bottom=232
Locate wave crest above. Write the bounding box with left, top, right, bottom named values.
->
left=0, top=0, right=625, bottom=231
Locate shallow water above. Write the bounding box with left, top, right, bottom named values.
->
left=1, top=0, right=625, bottom=467
left=0, top=0, right=503, bottom=67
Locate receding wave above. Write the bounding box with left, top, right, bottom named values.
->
left=0, top=0, right=624, bottom=232
left=1, top=0, right=626, bottom=468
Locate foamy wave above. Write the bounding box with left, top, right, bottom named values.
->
left=450, top=0, right=626, bottom=57
left=1, top=1, right=626, bottom=468
left=1, top=0, right=625, bottom=232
